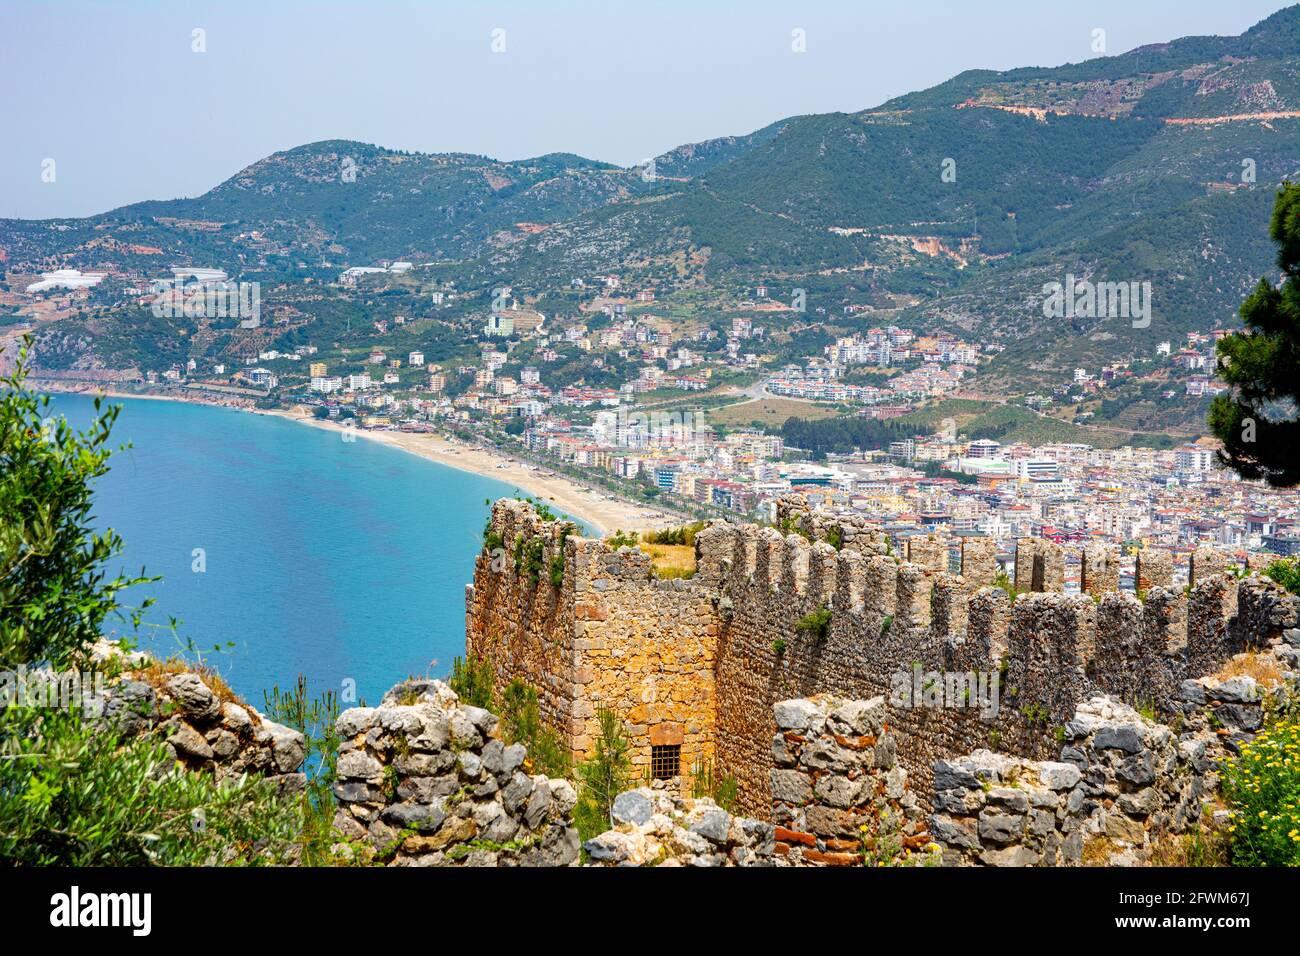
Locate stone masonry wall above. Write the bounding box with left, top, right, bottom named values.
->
left=770, top=694, right=932, bottom=865
left=582, top=784, right=776, bottom=866
left=468, top=499, right=717, bottom=785
left=929, top=662, right=1292, bottom=868
left=581, top=675, right=1284, bottom=868
left=775, top=496, right=889, bottom=555
left=466, top=500, right=1296, bottom=823
left=70, top=640, right=307, bottom=792
left=332, top=677, right=580, bottom=866
left=465, top=500, right=580, bottom=753
left=697, top=519, right=1296, bottom=817
left=583, top=694, right=932, bottom=868
left=931, top=696, right=1212, bottom=866
left=566, top=540, right=718, bottom=783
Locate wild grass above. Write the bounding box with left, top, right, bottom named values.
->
left=641, top=543, right=697, bottom=580
left=134, top=656, right=239, bottom=705
left=1212, top=652, right=1285, bottom=689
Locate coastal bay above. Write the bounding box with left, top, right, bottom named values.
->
left=36, top=380, right=676, bottom=537
left=42, top=392, right=604, bottom=706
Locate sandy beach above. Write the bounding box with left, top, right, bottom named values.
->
left=264, top=407, right=680, bottom=536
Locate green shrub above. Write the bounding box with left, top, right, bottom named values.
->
left=795, top=605, right=833, bottom=642
left=262, top=676, right=362, bottom=866
left=690, top=759, right=737, bottom=812
left=606, top=529, right=640, bottom=549
left=548, top=524, right=573, bottom=587
left=499, top=679, right=570, bottom=779
left=1, top=339, right=156, bottom=670
left=573, top=709, right=633, bottom=842
left=858, top=809, right=942, bottom=867
left=0, top=705, right=300, bottom=865
left=1221, top=717, right=1300, bottom=867
left=516, top=496, right=557, bottom=522
left=992, top=570, right=1021, bottom=600
left=642, top=521, right=708, bottom=547
left=1264, top=558, right=1300, bottom=595
left=449, top=653, right=495, bottom=710
left=778, top=516, right=812, bottom=541
left=516, top=536, right=545, bottom=584
left=0, top=345, right=315, bottom=867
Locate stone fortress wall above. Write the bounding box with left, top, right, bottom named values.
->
left=467, top=499, right=717, bottom=784
left=467, top=498, right=1300, bottom=820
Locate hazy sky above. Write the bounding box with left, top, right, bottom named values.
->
left=1, top=0, right=1289, bottom=219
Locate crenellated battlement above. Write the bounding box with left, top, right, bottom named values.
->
left=466, top=500, right=1300, bottom=818
left=481, top=497, right=709, bottom=592
left=697, top=519, right=1285, bottom=682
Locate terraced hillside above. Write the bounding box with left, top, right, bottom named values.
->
left=3, top=5, right=1298, bottom=408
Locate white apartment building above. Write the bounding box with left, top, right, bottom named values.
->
left=1174, top=447, right=1215, bottom=474
left=1017, top=458, right=1060, bottom=480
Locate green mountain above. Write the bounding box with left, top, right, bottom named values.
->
left=5, top=5, right=1299, bottom=405
left=0, top=142, right=649, bottom=271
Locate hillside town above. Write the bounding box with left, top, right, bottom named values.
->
left=9, top=256, right=1293, bottom=582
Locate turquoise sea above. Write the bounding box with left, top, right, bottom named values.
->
left=45, top=394, right=567, bottom=708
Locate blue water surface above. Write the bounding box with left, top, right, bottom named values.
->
left=46, top=394, right=568, bottom=707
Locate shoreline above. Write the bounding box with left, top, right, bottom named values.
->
left=263, top=406, right=674, bottom=537
left=39, top=381, right=679, bottom=537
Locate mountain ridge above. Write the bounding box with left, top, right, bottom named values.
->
left=5, top=5, right=1298, bottom=226
left=4, top=4, right=1299, bottom=414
